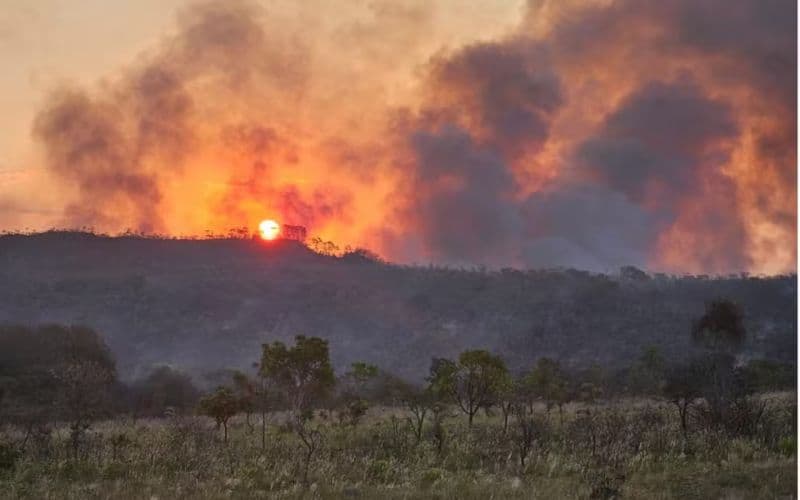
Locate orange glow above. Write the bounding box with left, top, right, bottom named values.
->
left=258, top=219, right=280, bottom=240
left=11, top=0, right=794, bottom=274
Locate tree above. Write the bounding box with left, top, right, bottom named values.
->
left=512, top=403, right=542, bottom=468
left=55, top=360, right=116, bottom=459
left=626, top=346, right=666, bottom=396
left=691, top=299, right=749, bottom=431
left=340, top=362, right=378, bottom=427
left=308, top=237, right=340, bottom=257
left=692, top=299, right=746, bottom=351
left=401, top=384, right=435, bottom=444
left=574, top=364, right=608, bottom=411
left=430, top=403, right=451, bottom=455
left=253, top=361, right=280, bottom=451
left=130, top=366, right=199, bottom=419
left=49, top=326, right=117, bottom=460
left=496, top=372, right=519, bottom=434
left=662, top=363, right=702, bottom=443
left=260, top=335, right=335, bottom=484
left=0, top=324, right=117, bottom=449
left=525, top=358, right=569, bottom=423
left=619, top=265, right=650, bottom=281
left=198, top=387, right=239, bottom=443
left=260, top=336, right=335, bottom=416
left=232, top=370, right=256, bottom=429
left=428, top=350, right=508, bottom=427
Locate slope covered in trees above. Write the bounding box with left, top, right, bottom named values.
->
left=0, top=231, right=795, bottom=381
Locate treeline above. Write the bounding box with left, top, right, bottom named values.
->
left=1, top=300, right=794, bottom=475
left=1, top=231, right=795, bottom=383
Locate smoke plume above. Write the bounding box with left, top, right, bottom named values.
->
left=26, top=0, right=796, bottom=273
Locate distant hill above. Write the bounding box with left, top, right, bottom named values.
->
left=0, top=231, right=795, bottom=381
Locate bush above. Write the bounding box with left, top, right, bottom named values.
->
left=778, top=436, right=795, bottom=457
left=0, top=441, right=19, bottom=472
left=420, top=468, right=445, bottom=488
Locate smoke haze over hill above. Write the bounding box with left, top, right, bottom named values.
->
left=0, top=233, right=794, bottom=381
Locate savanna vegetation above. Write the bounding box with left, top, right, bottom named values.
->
left=0, top=231, right=795, bottom=383
left=0, top=299, right=796, bottom=499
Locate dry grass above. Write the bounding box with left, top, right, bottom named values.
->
left=0, top=396, right=796, bottom=499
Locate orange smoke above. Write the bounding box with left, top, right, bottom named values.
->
left=21, top=0, right=797, bottom=274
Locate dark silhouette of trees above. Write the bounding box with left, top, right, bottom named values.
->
left=340, top=362, right=378, bottom=426
left=198, top=387, right=239, bottom=443
left=496, top=372, right=518, bottom=434
left=260, top=335, right=335, bottom=484
left=687, top=299, right=765, bottom=435
left=428, top=351, right=508, bottom=427
left=130, top=366, right=200, bottom=418
left=56, top=360, right=116, bottom=459
left=662, top=363, right=702, bottom=443
left=401, top=385, right=435, bottom=444
left=692, top=301, right=745, bottom=419
left=626, top=347, right=666, bottom=396
left=0, top=325, right=117, bottom=459
left=525, top=358, right=569, bottom=423
left=260, top=336, right=335, bottom=417
left=512, top=403, right=541, bottom=468
left=692, top=299, right=746, bottom=351
left=232, top=370, right=256, bottom=429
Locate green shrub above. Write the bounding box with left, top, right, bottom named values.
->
left=778, top=436, right=795, bottom=457
left=420, top=467, right=445, bottom=488
left=366, top=459, right=391, bottom=482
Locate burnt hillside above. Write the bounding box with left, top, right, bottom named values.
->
left=0, top=232, right=795, bottom=381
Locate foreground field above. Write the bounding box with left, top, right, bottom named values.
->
left=1, top=396, right=796, bottom=499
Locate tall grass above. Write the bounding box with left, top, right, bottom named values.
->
left=0, top=395, right=795, bottom=499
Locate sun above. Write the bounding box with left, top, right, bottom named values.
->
left=258, top=219, right=281, bottom=240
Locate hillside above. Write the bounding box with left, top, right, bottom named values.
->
left=0, top=231, right=795, bottom=381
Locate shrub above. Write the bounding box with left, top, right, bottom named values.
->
left=0, top=440, right=19, bottom=472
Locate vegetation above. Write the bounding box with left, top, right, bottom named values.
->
left=0, top=231, right=795, bottom=383
left=197, top=387, right=239, bottom=443
left=0, top=306, right=796, bottom=498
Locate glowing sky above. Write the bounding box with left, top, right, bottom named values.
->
left=0, top=0, right=796, bottom=274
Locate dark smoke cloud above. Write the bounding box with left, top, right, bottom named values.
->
left=425, top=39, right=562, bottom=159
left=408, top=125, right=522, bottom=265
left=520, top=183, right=660, bottom=270
left=392, top=0, right=794, bottom=272
left=33, top=64, right=195, bottom=231
left=29, top=0, right=795, bottom=272
left=576, top=79, right=738, bottom=207
left=574, top=79, right=748, bottom=270
left=33, top=87, right=166, bottom=231
left=171, top=0, right=308, bottom=91
left=654, top=0, right=797, bottom=104
left=398, top=39, right=563, bottom=266
left=130, top=66, right=195, bottom=164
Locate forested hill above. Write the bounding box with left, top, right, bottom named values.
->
left=0, top=231, right=795, bottom=381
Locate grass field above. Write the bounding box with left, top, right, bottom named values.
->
left=1, top=395, right=795, bottom=499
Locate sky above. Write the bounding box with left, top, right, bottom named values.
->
left=0, top=0, right=796, bottom=274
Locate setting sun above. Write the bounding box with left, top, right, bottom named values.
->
left=258, top=219, right=280, bottom=240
